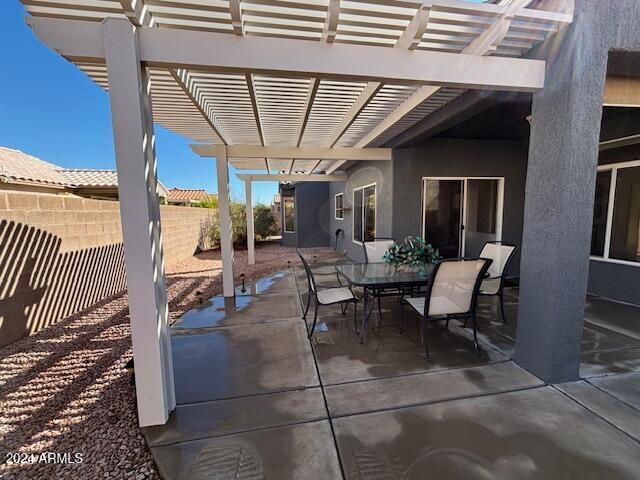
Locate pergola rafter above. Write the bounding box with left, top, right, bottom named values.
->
left=321, top=0, right=340, bottom=43
left=291, top=77, right=319, bottom=174
left=229, top=0, right=244, bottom=35
left=118, top=0, right=153, bottom=27
left=169, top=68, right=227, bottom=144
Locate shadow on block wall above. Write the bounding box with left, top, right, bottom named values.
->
left=0, top=220, right=126, bottom=347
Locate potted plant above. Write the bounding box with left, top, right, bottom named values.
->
left=383, top=236, right=440, bottom=269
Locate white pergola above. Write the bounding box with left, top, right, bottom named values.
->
left=21, top=0, right=573, bottom=426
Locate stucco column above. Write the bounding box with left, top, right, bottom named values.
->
left=514, top=0, right=640, bottom=383
left=103, top=18, right=175, bottom=426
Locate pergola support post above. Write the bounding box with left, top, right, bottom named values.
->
left=216, top=147, right=235, bottom=297
left=103, top=18, right=175, bottom=426
left=245, top=180, right=255, bottom=265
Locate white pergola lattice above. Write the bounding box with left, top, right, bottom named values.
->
left=20, top=0, right=573, bottom=427
left=24, top=0, right=572, bottom=173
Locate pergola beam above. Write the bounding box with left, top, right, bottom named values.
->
left=190, top=143, right=392, bottom=161
left=237, top=173, right=347, bottom=182
left=27, top=17, right=546, bottom=92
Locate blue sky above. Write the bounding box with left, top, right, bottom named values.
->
left=0, top=2, right=278, bottom=205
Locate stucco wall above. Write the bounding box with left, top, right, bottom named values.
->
left=393, top=138, right=528, bottom=274
left=0, top=191, right=216, bottom=346
left=295, top=182, right=331, bottom=248
left=329, top=160, right=394, bottom=262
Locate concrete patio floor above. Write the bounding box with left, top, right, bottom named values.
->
left=142, top=261, right=640, bottom=479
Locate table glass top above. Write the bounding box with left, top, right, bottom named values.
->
left=335, top=262, right=433, bottom=287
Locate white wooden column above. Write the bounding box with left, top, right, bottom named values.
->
left=245, top=180, right=255, bottom=265
left=103, top=18, right=175, bottom=427
left=216, top=148, right=235, bottom=296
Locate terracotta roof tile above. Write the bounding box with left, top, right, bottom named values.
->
left=58, top=169, right=119, bottom=188
left=1, top=147, right=174, bottom=198
left=168, top=188, right=215, bottom=202
left=0, top=147, right=67, bottom=187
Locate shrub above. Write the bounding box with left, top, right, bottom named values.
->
left=193, top=197, right=218, bottom=209
left=208, top=202, right=279, bottom=248
left=254, top=204, right=278, bottom=239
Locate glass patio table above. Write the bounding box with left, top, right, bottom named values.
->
left=336, top=262, right=434, bottom=343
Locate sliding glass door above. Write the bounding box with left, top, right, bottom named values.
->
left=464, top=178, right=502, bottom=257
left=422, top=179, right=464, bottom=258
left=422, top=177, right=504, bottom=258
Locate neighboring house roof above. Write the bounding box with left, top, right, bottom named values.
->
left=0, top=147, right=170, bottom=197
left=0, top=147, right=67, bottom=187
left=167, top=188, right=214, bottom=203
left=58, top=169, right=118, bottom=188
left=156, top=181, right=169, bottom=198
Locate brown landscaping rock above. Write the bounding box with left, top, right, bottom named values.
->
left=0, top=242, right=340, bottom=479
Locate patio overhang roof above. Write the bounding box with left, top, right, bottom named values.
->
left=22, top=0, right=574, bottom=175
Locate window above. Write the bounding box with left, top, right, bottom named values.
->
left=591, top=162, right=640, bottom=265
left=591, top=170, right=611, bottom=257
left=353, top=184, right=376, bottom=243
left=335, top=193, right=344, bottom=220
left=610, top=166, right=640, bottom=262
left=283, top=196, right=295, bottom=233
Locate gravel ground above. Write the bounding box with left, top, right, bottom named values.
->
left=0, top=242, right=341, bottom=480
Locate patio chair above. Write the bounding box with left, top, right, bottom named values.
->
left=400, top=257, right=492, bottom=358
left=297, top=249, right=359, bottom=339
left=362, top=237, right=398, bottom=320
left=363, top=237, right=395, bottom=263
left=478, top=241, right=517, bottom=324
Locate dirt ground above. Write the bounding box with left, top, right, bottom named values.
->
left=0, top=242, right=341, bottom=480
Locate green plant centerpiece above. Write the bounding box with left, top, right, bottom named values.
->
left=383, top=236, right=440, bottom=269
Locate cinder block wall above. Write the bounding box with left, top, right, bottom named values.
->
left=0, top=191, right=216, bottom=346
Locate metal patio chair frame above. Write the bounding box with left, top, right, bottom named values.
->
left=298, top=249, right=359, bottom=339
left=361, top=237, right=401, bottom=320
left=400, top=257, right=492, bottom=359
left=478, top=241, right=517, bottom=324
